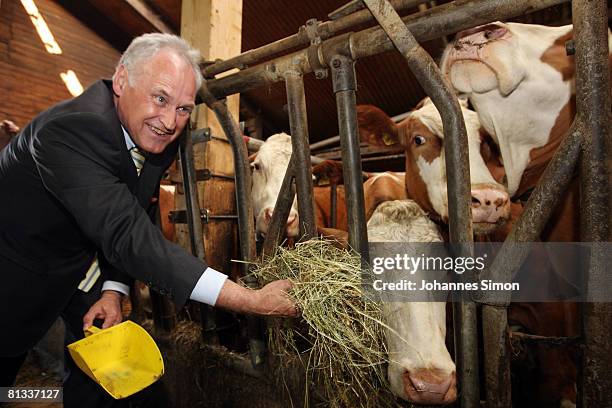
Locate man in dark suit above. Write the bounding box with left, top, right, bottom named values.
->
left=0, top=33, right=296, bottom=398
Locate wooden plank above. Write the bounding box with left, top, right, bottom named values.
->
left=178, top=0, right=243, bottom=280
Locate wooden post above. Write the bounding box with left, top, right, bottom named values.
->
left=178, top=1, right=243, bottom=283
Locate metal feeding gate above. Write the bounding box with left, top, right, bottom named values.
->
left=165, top=0, right=610, bottom=406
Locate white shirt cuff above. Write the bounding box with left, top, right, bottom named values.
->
left=189, top=267, right=228, bottom=306
left=102, top=280, right=130, bottom=296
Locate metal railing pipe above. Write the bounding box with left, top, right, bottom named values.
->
left=198, top=83, right=266, bottom=368
left=330, top=54, right=369, bottom=261
left=284, top=69, right=317, bottom=240
left=179, top=127, right=218, bottom=344
left=572, top=0, right=612, bottom=406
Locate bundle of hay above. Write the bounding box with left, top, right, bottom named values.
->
left=249, top=239, right=401, bottom=408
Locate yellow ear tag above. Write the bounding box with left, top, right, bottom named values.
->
left=317, top=176, right=330, bottom=187
left=382, top=132, right=395, bottom=146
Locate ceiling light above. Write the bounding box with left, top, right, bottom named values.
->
left=20, top=0, right=62, bottom=54
left=60, top=70, right=84, bottom=97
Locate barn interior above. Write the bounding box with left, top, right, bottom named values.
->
left=3, top=1, right=610, bottom=172
left=1, top=1, right=611, bottom=407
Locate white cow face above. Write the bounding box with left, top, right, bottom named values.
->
left=367, top=200, right=456, bottom=405
left=441, top=22, right=528, bottom=96
left=250, top=133, right=299, bottom=237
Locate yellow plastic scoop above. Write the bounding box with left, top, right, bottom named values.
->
left=67, top=320, right=164, bottom=399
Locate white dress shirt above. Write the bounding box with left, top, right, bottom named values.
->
left=101, top=127, right=228, bottom=306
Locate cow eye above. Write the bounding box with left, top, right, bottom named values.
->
left=252, top=163, right=260, bottom=171
left=414, top=135, right=426, bottom=146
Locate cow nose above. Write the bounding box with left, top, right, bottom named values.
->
left=286, top=212, right=297, bottom=227
left=264, top=208, right=274, bottom=222
left=403, top=370, right=456, bottom=405
left=470, top=188, right=510, bottom=223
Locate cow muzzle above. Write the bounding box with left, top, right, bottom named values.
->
left=258, top=207, right=300, bottom=238
left=403, top=369, right=457, bottom=405
left=470, top=185, right=510, bottom=233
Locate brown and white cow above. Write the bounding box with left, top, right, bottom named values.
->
left=358, top=97, right=581, bottom=407
left=251, top=133, right=300, bottom=237
left=250, top=132, right=407, bottom=237
left=440, top=22, right=610, bottom=407
left=368, top=200, right=456, bottom=405
left=441, top=22, right=612, bottom=200
left=357, top=98, right=511, bottom=236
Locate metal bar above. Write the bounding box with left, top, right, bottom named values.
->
left=262, top=159, right=297, bottom=257
left=179, top=127, right=219, bottom=343
left=482, top=306, right=511, bottom=408
left=573, top=0, right=612, bottom=406
left=330, top=183, right=338, bottom=228
left=203, top=0, right=430, bottom=78
left=509, top=332, right=581, bottom=346
left=284, top=69, right=316, bottom=240
left=328, top=0, right=366, bottom=20
left=330, top=54, right=369, bottom=262
left=362, top=1, right=478, bottom=405
left=198, top=83, right=266, bottom=369
left=361, top=154, right=405, bottom=163
left=204, top=0, right=570, bottom=99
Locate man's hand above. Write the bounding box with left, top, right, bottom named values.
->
left=215, top=279, right=299, bottom=318
left=1, top=120, right=19, bottom=136
left=253, top=280, right=299, bottom=317
left=82, top=291, right=123, bottom=330
left=1, top=120, right=19, bottom=150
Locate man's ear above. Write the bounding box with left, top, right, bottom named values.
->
left=112, top=65, right=127, bottom=96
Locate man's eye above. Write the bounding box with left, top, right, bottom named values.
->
left=155, top=95, right=166, bottom=104
left=177, top=107, right=192, bottom=115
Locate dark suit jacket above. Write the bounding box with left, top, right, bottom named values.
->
left=0, top=80, right=206, bottom=356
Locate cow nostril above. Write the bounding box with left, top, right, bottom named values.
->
left=485, top=200, right=491, bottom=206
left=264, top=209, right=273, bottom=221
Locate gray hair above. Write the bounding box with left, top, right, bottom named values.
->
left=113, top=33, right=203, bottom=90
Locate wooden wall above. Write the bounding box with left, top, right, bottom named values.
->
left=0, top=0, right=120, bottom=129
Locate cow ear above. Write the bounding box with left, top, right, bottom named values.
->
left=356, top=105, right=399, bottom=146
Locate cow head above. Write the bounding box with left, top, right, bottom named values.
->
left=357, top=99, right=510, bottom=235
left=250, top=133, right=299, bottom=237
left=441, top=22, right=579, bottom=197
left=368, top=200, right=456, bottom=405
left=441, top=22, right=528, bottom=97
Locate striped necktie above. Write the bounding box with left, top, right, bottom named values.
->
left=130, top=147, right=146, bottom=176
left=78, top=148, right=146, bottom=292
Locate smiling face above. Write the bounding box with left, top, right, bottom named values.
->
left=112, top=49, right=196, bottom=154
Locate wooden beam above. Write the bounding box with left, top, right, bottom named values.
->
left=177, top=0, right=243, bottom=283
left=125, top=0, right=174, bottom=34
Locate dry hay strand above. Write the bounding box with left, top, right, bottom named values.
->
left=247, top=239, right=403, bottom=408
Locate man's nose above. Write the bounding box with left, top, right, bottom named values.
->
left=160, top=108, right=177, bottom=132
